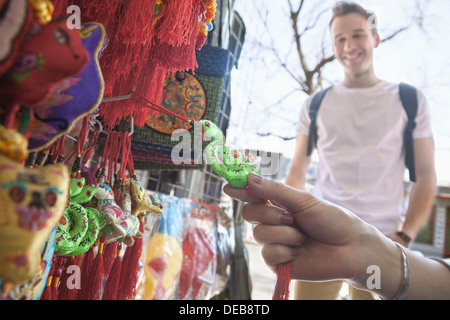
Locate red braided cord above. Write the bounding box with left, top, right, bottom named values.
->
left=132, top=91, right=191, bottom=123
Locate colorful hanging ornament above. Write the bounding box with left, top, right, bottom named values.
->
left=118, top=179, right=144, bottom=247
left=0, top=15, right=89, bottom=110
left=28, top=22, right=106, bottom=152
left=94, top=183, right=128, bottom=243
left=54, top=177, right=99, bottom=256
left=197, top=120, right=260, bottom=188
left=53, top=0, right=161, bottom=129
left=0, top=134, right=69, bottom=283
left=130, top=178, right=164, bottom=216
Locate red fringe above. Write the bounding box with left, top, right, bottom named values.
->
left=45, top=256, right=63, bottom=300
left=40, top=277, right=52, bottom=300
left=76, top=245, right=95, bottom=300
left=148, top=37, right=198, bottom=73
left=56, top=257, right=71, bottom=300
left=97, top=0, right=159, bottom=129
left=156, top=0, right=200, bottom=46
left=99, top=62, right=166, bottom=129
left=102, top=241, right=118, bottom=277
left=272, top=261, right=293, bottom=300
left=84, top=235, right=106, bottom=300
left=57, top=255, right=81, bottom=300
left=116, top=214, right=145, bottom=300
left=132, top=91, right=191, bottom=123
left=196, top=33, right=207, bottom=50
left=102, top=242, right=123, bottom=300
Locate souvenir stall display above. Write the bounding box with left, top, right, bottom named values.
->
left=136, top=193, right=231, bottom=301
left=127, top=44, right=232, bottom=171
left=0, top=0, right=248, bottom=301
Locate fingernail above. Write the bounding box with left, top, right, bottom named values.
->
left=280, top=211, right=293, bottom=225
left=248, top=172, right=262, bottom=184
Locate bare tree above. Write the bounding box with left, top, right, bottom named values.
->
left=254, top=0, right=426, bottom=96
left=246, top=0, right=427, bottom=140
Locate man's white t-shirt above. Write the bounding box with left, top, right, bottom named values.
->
left=297, top=80, right=433, bottom=235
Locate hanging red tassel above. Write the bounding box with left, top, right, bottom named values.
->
left=69, top=255, right=82, bottom=299
left=71, top=116, right=90, bottom=179
left=149, top=36, right=199, bottom=73
left=40, top=275, right=53, bottom=300
left=44, top=256, right=63, bottom=300
left=102, top=241, right=118, bottom=277
left=132, top=91, right=191, bottom=123
left=272, top=261, right=293, bottom=300
left=156, top=0, right=200, bottom=46
left=76, top=244, right=96, bottom=300
left=96, top=0, right=159, bottom=129
left=128, top=64, right=167, bottom=128
left=102, top=242, right=123, bottom=300
left=84, top=234, right=106, bottom=300
left=57, top=255, right=81, bottom=300
left=56, top=256, right=70, bottom=300
left=117, top=214, right=145, bottom=300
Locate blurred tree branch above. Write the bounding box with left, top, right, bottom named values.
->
left=281, top=0, right=426, bottom=95
left=250, top=0, right=428, bottom=140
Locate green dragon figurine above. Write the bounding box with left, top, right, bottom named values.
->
left=196, top=120, right=260, bottom=188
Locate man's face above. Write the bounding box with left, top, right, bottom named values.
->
left=331, top=12, right=380, bottom=77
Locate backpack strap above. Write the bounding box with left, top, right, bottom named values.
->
left=306, top=86, right=332, bottom=156
left=399, top=82, right=418, bottom=182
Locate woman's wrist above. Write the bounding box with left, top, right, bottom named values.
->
left=350, top=224, right=403, bottom=299
left=389, top=243, right=410, bottom=299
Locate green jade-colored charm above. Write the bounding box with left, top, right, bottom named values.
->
left=197, top=120, right=260, bottom=188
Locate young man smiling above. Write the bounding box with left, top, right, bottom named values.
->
left=285, top=2, right=437, bottom=300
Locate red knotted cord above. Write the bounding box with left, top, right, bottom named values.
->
left=71, top=116, right=91, bottom=178
left=82, top=131, right=100, bottom=167
left=127, top=148, right=136, bottom=179
left=132, top=91, right=191, bottom=123
left=106, top=131, right=119, bottom=184
left=118, top=132, right=131, bottom=181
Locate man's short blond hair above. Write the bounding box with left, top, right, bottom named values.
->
left=329, top=1, right=378, bottom=35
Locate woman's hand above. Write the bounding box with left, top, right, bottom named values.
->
left=223, top=173, right=380, bottom=284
